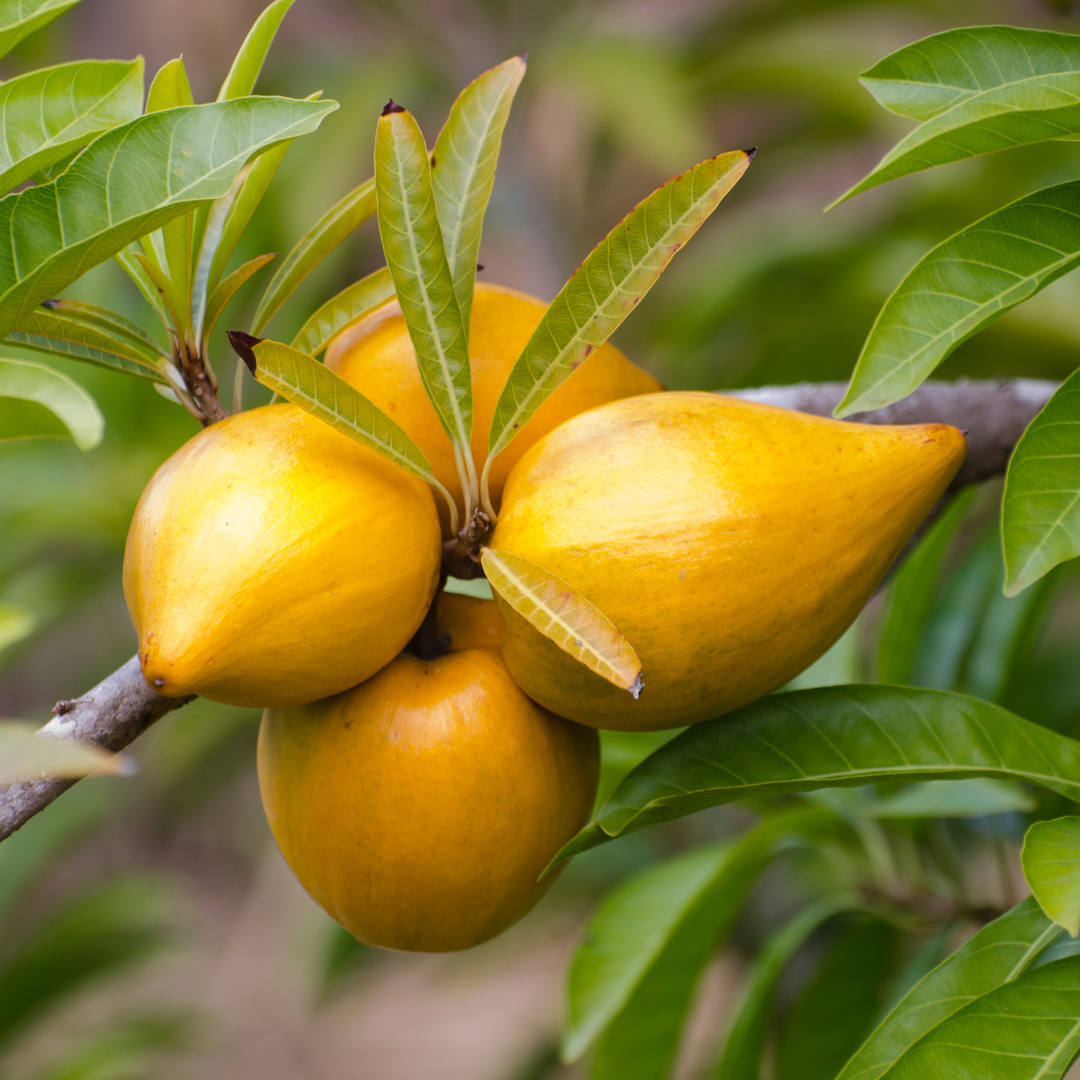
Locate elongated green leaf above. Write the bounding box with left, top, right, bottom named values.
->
left=233, top=335, right=443, bottom=490
left=114, top=244, right=170, bottom=327
left=481, top=547, right=642, bottom=694
left=252, top=176, right=377, bottom=335
left=202, top=252, right=275, bottom=346
left=0, top=96, right=337, bottom=339
left=864, top=779, right=1034, bottom=818
left=836, top=181, right=1080, bottom=417
left=558, top=686, right=1080, bottom=858
left=0, top=357, right=102, bottom=448
left=217, top=0, right=297, bottom=101
left=291, top=265, right=395, bottom=357
left=714, top=898, right=855, bottom=1080
left=0, top=59, right=143, bottom=197
left=838, top=896, right=1061, bottom=1080
left=564, top=807, right=832, bottom=1068
left=432, top=55, right=525, bottom=328
left=133, top=252, right=188, bottom=332
left=833, top=28, right=1080, bottom=207
left=38, top=299, right=168, bottom=358
left=775, top=919, right=897, bottom=1080
left=1003, top=370, right=1080, bottom=596
left=0, top=603, right=33, bottom=653
left=0, top=0, right=80, bottom=60
left=877, top=489, right=973, bottom=684
left=485, top=150, right=750, bottom=469
left=0, top=721, right=129, bottom=783
left=1023, top=817, right=1080, bottom=937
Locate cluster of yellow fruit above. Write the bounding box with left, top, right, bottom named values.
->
left=124, top=284, right=965, bottom=952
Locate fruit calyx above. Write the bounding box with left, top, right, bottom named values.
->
left=442, top=505, right=493, bottom=580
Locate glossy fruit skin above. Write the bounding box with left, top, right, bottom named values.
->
left=491, top=392, right=967, bottom=732
left=325, top=282, right=662, bottom=537
left=124, top=404, right=441, bottom=708
left=258, top=593, right=599, bottom=952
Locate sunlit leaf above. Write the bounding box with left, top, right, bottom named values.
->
left=0, top=603, right=33, bottom=653
left=1023, top=817, right=1080, bottom=937
left=145, top=56, right=193, bottom=114
left=0, top=58, right=143, bottom=197
left=0, top=0, right=80, bottom=61
left=233, top=335, right=445, bottom=492
left=432, top=55, right=525, bottom=328
left=201, top=252, right=275, bottom=346
left=374, top=104, right=472, bottom=452
left=251, top=176, right=376, bottom=335
left=481, top=547, right=642, bottom=694
left=1003, top=370, right=1080, bottom=596
left=0, top=721, right=130, bottom=784
left=485, top=149, right=750, bottom=472
left=290, top=265, right=395, bottom=357
left=838, top=896, right=1061, bottom=1080
left=217, top=0, right=297, bottom=101
left=0, top=358, right=102, bottom=449
left=556, top=686, right=1080, bottom=859
left=714, top=898, right=856, bottom=1080
left=833, top=27, right=1080, bottom=207
left=836, top=181, right=1080, bottom=417
left=0, top=96, right=337, bottom=338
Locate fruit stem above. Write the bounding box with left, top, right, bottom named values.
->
left=479, top=458, right=497, bottom=525
left=452, top=439, right=474, bottom=522
left=232, top=356, right=245, bottom=413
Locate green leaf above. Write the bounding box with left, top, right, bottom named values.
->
left=485, top=150, right=750, bottom=473
left=0, top=96, right=337, bottom=339
left=37, top=300, right=168, bottom=358
left=290, top=265, right=395, bottom=357
left=7, top=307, right=168, bottom=384
left=1003, top=370, right=1080, bottom=596
left=1023, top=817, right=1080, bottom=937
left=562, top=686, right=1080, bottom=856
left=832, top=28, right=1080, bottom=207
left=431, top=55, right=525, bottom=328
left=0, top=602, right=33, bottom=653
left=774, top=919, right=897, bottom=1080
left=481, top=547, right=643, bottom=694
left=0, top=357, right=102, bottom=449
left=201, top=252, right=275, bottom=347
left=864, top=779, right=1035, bottom=818
left=563, top=807, right=832, bottom=1068
left=374, top=104, right=472, bottom=455
left=34, top=1013, right=189, bottom=1080
left=145, top=57, right=193, bottom=114
left=877, top=489, right=974, bottom=684
left=251, top=176, right=376, bottom=336
left=836, top=181, right=1080, bottom=417
left=838, top=896, right=1061, bottom=1080
left=235, top=335, right=446, bottom=493
left=0, top=721, right=130, bottom=784
left=114, top=243, right=170, bottom=327
left=132, top=252, right=189, bottom=333
left=0, top=0, right=80, bottom=61
left=0, top=59, right=143, bottom=197
left=713, top=898, right=856, bottom=1080
left=217, top=0, right=297, bottom=101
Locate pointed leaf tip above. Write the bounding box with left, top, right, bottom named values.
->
left=381, top=99, right=405, bottom=116
left=519, top=51, right=529, bottom=62
left=744, top=147, right=757, bottom=160
left=227, top=330, right=263, bottom=374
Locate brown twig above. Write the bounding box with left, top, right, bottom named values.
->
left=0, top=378, right=1060, bottom=841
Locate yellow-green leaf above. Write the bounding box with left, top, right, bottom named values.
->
left=290, top=265, right=395, bottom=357
left=0, top=357, right=102, bottom=449
left=0, top=604, right=33, bottom=654
left=0, top=721, right=131, bottom=784
left=1023, top=817, right=1080, bottom=937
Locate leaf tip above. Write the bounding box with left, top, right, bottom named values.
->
left=227, top=330, right=263, bottom=375
left=628, top=673, right=643, bottom=699
left=381, top=98, right=406, bottom=117
left=743, top=146, right=758, bottom=161
left=40, top=299, right=60, bottom=310
left=519, top=51, right=529, bottom=62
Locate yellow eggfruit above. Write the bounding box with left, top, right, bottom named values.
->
left=258, top=595, right=599, bottom=952
left=325, top=282, right=662, bottom=537
left=124, top=404, right=441, bottom=708
left=491, top=392, right=967, bottom=731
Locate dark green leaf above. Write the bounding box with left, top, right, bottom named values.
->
left=1023, top=816, right=1080, bottom=937
left=836, top=181, right=1080, bottom=417
left=0, top=0, right=80, bottom=61
left=0, top=96, right=337, bottom=338
left=0, top=59, right=143, bottom=197
left=37, top=300, right=168, bottom=358
left=290, top=265, right=395, bottom=357
left=0, top=357, right=102, bottom=448
left=216, top=0, right=297, bottom=101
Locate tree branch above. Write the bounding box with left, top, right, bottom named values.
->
left=0, top=377, right=1060, bottom=841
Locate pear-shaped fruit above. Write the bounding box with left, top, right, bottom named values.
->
left=124, top=403, right=441, bottom=707
left=491, top=392, right=967, bottom=731
left=325, top=282, right=662, bottom=538
left=257, top=593, right=599, bottom=952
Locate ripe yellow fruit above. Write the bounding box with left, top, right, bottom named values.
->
left=124, top=404, right=441, bottom=707
left=491, top=392, right=967, bottom=731
left=257, top=594, right=599, bottom=952
left=325, top=282, right=662, bottom=537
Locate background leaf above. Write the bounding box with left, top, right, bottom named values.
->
left=0, top=357, right=103, bottom=449
left=216, top=0, right=297, bottom=102
left=0, top=721, right=128, bottom=784
left=1022, top=816, right=1080, bottom=937
left=836, top=180, right=1080, bottom=416
left=0, top=0, right=80, bottom=61
left=290, top=265, right=395, bottom=357
left=0, top=603, right=34, bottom=654
left=481, top=547, right=642, bottom=693
left=0, top=96, right=337, bottom=338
